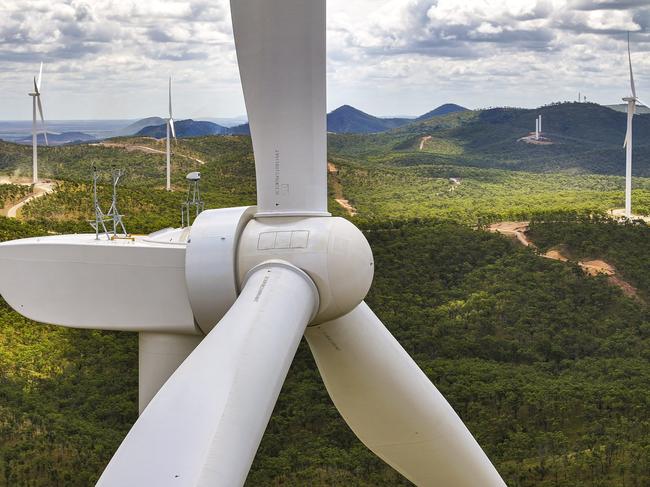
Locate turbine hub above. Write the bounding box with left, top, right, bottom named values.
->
left=237, top=216, right=374, bottom=323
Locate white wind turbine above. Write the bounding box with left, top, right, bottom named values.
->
left=623, top=33, right=647, bottom=218
left=166, top=76, right=176, bottom=191
left=0, top=1, right=506, bottom=486
left=28, top=62, right=48, bottom=184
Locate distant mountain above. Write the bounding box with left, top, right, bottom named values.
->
left=136, top=119, right=229, bottom=138
left=229, top=123, right=251, bottom=135
left=416, top=103, right=468, bottom=122
left=15, top=132, right=96, bottom=146
left=327, top=105, right=412, bottom=134
left=115, top=117, right=166, bottom=137
left=221, top=104, right=470, bottom=136
left=202, top=117, right=248, bottom=128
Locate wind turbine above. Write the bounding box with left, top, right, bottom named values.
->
left=623, top=32, right=647, bottom=218
left=166, top=76, right=176, bottom=191
left=0, top=1, right=506, bottom=485
left=28, top=62, right=48, bottom=184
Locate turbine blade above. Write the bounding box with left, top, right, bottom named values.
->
left=624, top=105, right=634, bottom=147
left=0, top=234, right=196, bottom=333
left=97, top=263, right=317, bottom=486
left=37, top=62, right=43, bottom=92
left=628, top=32, right=637, bottom=99
left=169, top=117, right=176, bottom=139
left=36, top=96, right=48, bottom=146
left=168, top=76, right=173, bottom=119
left=231, top=0, right=329, bottom=217
left=305, top=302, right=506, bottom=486
left=636, top=98, right=649, bottom=108
left=33, top=76, right=39, bottom=96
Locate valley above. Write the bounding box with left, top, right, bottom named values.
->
left=0, top=102, right=649, bottom=486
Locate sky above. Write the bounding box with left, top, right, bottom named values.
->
left=1, top=0, right=650, bottom=120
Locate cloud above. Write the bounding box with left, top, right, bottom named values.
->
left=0, top=0, right=649, bottom=119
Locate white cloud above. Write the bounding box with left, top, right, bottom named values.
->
left=0, top=0, right=648, bottom=119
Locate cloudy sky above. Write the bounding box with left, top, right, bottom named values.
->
left=1, top=0, right=650, bottom=120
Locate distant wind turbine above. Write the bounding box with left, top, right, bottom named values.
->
left=538, top=115, right=542, bottom=136
left=166, top=77, right=176, bottom=191
left=622, top=33, right=647, bottom=218
left=28, top=62, right=48, bottom=184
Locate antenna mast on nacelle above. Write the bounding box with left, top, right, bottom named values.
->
left=181, top=171, right=204, bottom=227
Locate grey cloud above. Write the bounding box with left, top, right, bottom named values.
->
left=571, top=0, right=650, bottom=11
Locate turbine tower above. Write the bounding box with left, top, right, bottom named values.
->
left=0, top=1, right=507, bottom=485
left=166, top=76, right=176, bottom=191
left=28, top=62, right=48, bottom=184
left=535, top=116, right=539, bottom=140
left=623, top=32, right=647, bottom=218
left=538, top=114, right=542, bottom=137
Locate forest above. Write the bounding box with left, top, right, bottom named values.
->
left=0, top=126, right=648, bottom=486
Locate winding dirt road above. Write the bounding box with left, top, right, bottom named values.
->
left=5, top=181, right=55, bottom=218
left=96, top=142, right=206, bottom=165
left=488, top=221, right=639, bottom=299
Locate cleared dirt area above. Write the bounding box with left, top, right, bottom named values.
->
left=517, top=134, right=554, bottom=145
left=489, top=221, right=640, bottom=298
left=609, top=208, right=650, bottom=223
left=488, top=221, right=532, bottom=247
left=419, top=136, right=432, bottom=151
left=328, top=162, right=357, bottom=216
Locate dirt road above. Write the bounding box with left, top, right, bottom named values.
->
left=96, top=142, right=206, bottom=165
left=419, top=136, right=432, bottom=151
left=5, top=181, right=55, bottom=218
left=328, top=162, right=357, bottom=216
left=488, top=221, right=639, bottom=298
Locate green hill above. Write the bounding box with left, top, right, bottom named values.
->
left=329, top=102, right=650, bottom=177
left=0, top=118, right=649, bottom=486
left=415, top=103, right=468, bottom=121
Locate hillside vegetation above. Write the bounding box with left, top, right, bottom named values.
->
left=0, top=103, right=649, bottom=486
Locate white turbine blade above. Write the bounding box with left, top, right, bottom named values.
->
left=305, top=302, right=506, bottom=486
left=231, top=0, right=329, bottom=217
left=36, top=62, right=43, bottom=92
left=169, top=117, right=176, bottom=139
left=628, top=32, right=637, bottom=99
left=624, top=105, right=634, bottom=148
left=636, top=98, right=649, bottom=108
left=36, top=95, right=48, bottom=146
left=97, top=263, right=318, bottom=487
left=0, top=234, right=196, bottom=333
left=168, top=76, right=173, bottom=119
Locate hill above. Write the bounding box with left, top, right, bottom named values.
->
left=115, top=117, right=166, bottom=137
left=15, top=132, right=96, bottom=146
left=332, top=102, right=650, bottom=177
left=135, top=119, right=229, bottom=138
left=229, top=104, right=469, bottom=135
left=606, top=103, right=650, bottom=115
left=416, top=103, right=468, bottom=121
left=0, top=130, right=649, bottom=485
left=326, top=105, right=412, bottom=133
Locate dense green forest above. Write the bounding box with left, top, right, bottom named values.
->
left=1, top=217, right=649, bottom=486
left=0, top=116, right=649, bottom=486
